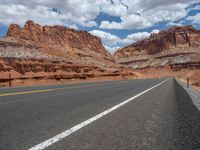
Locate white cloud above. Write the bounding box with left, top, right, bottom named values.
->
left=90, top=30, right=124, bottom=53
left=121, top=0, right=198, bottom=11
left=123, top=29, right=160, bottom=44
left=0, top=0, right=199, bottom=52
left=151, top=29, right=160, bottom=34
left=187, top=4, right=200, bottom=11
left=186, top=13, right=200, bottom=24
left=68, top=24, right=79, bottom=30
left=90, top=29, right=160, bottom=52
left=89, top=30, right=121, bottom=46
left=105, top=45, right=122, bottom=54
left=167, top=21, right=184, bottom=26
left=100, top=3, right=190, bottom=30
left=0, top=0, right=100, bottom=27
left=123, top=32, right=151, bottom=44
left=0, top=0, right=198, bottom=30
left=0, top=4, right=65, bottom=26
left=100, top=0, right=128, bottom=16
left=100, top=14, right=153, bottom=29
left=143, top=4, right=188, bottom=24
left=82, top=21, right=97, bottom=27
left=99, top=21, right=122, bottom=29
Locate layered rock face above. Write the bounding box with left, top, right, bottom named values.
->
left=0, top=57, right=110, bottom=79
left=0, top=20, right=121, bottom=86
left=115, top=26, right=200, bottom=69
left=1, top=20, right=114, bottom=69
left=7, top=20, right=109, bottom=57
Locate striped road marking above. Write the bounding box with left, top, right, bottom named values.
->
left=28, top=79, right=168, bottom=150
left=0, top=81, right=131, bottom=97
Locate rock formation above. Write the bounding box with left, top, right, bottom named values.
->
left=1, top=21, right=200, bottom=87
left=115, top=26, right=200, bottom=69
left=0, top=20, right=122, bottom=86
left=7, top=20, right=109, bottom=56
left=1, top=20, right=115, bottom=68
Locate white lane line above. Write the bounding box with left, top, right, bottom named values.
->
left=28, top=79, right=168, bottom=150
left=119, top=81, right=130, bottom=84
left=0, top=81, right=127, bottom=98
left=0, top=80, right=132, bottom=105
left=0, top=80, right=126, bottom=90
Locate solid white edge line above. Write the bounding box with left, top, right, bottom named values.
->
left=28, top=79, right=168, bottom=150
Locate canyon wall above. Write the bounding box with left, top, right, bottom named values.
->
left=115, top=26, right=200, bottom=69
left=1, top=20, right=115, bottom=70
left=0, top=20, right=123, bottom=86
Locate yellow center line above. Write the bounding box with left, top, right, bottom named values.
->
left=0, top=81, right=129, bottom=97
left=0, top=86, right=81, bottom=97
left=0, top=89, right=56, bottom=97
left=0, top=85, right=94, bottom=97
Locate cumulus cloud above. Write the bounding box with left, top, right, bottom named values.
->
left=90, top=29, right=160, bottom=52
left=104, top=45, right=122, bottom=54
left=123, top=29, right=160, bottom=44
left=123, top=32, right=151, bottom=44
left=151, top=29, right=160, bottom=34
left=167, top=21, right=184, bottom=27
left=100, top=14, right=153, bottom=29
left=90, top=30, right=125, bottom=52
left=0, top=0, right=197, bottom=29
left=0, top=0, right=198, bottom=52
left=100, top=2, right=191, bottom=30
left=68, top=24, right=79, bottom=30
left=0, top=0, right=100, bottom=27
left=143, top=4, right=188, bottom=24
left=100, top=0, right=128, bottom=16
left=186, top=13, right=200, bottom=24
left=187, top=4, right=200, bottom=11
left=89, top=30, right=121, bottom=45
left=0, top=4, right=65, bottom=26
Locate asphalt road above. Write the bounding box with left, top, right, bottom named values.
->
left=0, top=78, right=199, bottom=150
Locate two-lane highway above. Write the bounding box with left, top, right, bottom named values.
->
left=0, top=78, right=199, bottom=150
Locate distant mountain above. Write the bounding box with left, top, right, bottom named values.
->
left=115, top=26, right=200, bottom=69
left=0, top=20, right=122, bottom=86
left=1, top=21, right=200, bottom=87
left=0, top=20, right=114, bottom=68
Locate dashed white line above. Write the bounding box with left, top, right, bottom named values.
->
left=28, top=79, right=168, bottom=150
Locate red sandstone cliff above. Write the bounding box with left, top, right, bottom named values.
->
left=1, top=22, right=200, bottom=87
left=7, top=20, right=109, bottom=57
left=115, top=26, right=200, bottom=69
left=1, top=20, right=114, bottom=68
left=0, top=20, right=123, bottom=87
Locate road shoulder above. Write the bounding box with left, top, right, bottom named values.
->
left=177, top=79, right=200, bottom=110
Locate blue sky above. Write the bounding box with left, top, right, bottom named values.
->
left=0, top=0, right=199, bottom=52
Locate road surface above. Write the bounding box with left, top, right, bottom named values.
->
left=0, top=78, right=199, bottom=150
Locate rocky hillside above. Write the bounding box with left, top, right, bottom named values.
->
left=0, top=20, right=126, bottom=86
left=115, top=26, right=200, bottom=69
left=0, top=20, right=115, bottom=69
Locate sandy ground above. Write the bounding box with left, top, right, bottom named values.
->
left=136, top=67, right=200, bottom=91
left=0, top=74, right=135, bottom=87
left=0, top=68, right=199, bottom=91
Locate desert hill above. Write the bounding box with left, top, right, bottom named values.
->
left=0, top=21, right=128, bottom=86
left=115, top=25, right=200, bottom=88
left=115, top=25, right=200, bottom=70
left=0, top=22, right=200, bottom=87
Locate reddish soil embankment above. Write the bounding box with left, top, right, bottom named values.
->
left=0, top=57, right=139, bottom=87
left=114, top=25, right=200, bottom=90
left=134, top=66, right=200, bottom=90
left=1, top=21, right=200, bottom=88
